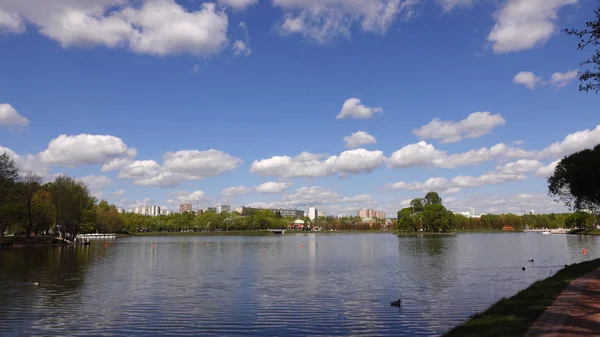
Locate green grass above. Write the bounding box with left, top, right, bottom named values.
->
left=443, top=258, right=600, bottom=337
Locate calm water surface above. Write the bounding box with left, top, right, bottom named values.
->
left=1, top=233, right=599, bottom=336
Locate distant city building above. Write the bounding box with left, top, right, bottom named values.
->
left=216, top=204, right=232, bottom=214
left=358, top=209, right=386, bottom=219
left=529, top=210, right=536, bottom=215
left=453, top=208, right=481, bottom=219
left=161, top=208, right=171, bottom=216
left=205, top=206, right=217, bottom=213
left=317, top=211, right=327, bottom=218
left=469, top=207, right=475, bottom=218
left=179, top=203, right=193, bottom=213
left=337, top=214, right=346, bottom=218
left=308, top=207, right=318, bottom=221
left=150, top=206, right=161, bottom=217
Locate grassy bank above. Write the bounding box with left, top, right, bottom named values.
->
left=568, top=228, right=600, bottom=235
left=443, top=257, right=600, bottom=337
left=1, top=236, right=70, bottom=248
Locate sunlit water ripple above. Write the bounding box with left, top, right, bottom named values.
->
left=1, top=233, right=599, bottom=336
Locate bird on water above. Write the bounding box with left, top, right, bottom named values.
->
left=522, top=267, right=526, bottom=271
left=528, top=259, right=534, bottom=263
left=391, top=299, right=402, bottom=307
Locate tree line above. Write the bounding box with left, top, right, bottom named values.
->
left=395, top=192, right=588, bottom=232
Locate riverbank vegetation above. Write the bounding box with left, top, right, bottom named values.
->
left=395, top=192, right=574, bottom=232
left=443, top=258, right=600, bottom=337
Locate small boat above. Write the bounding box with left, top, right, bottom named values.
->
left=541, top=230, right=552, bottom=235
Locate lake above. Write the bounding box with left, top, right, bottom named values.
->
left=1, top=233, right=599, bottom=336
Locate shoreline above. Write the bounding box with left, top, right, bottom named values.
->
left=119, top=230, right=394, bottom=237
left=443, top=257, right=600, bottom=337
left=1, top=236, right=71, bottom=248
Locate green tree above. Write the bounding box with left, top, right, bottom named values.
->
left=410, top=198, right=424, bottom=213
left=17, top=173, right=42, bottom=238
left=0, top=153, right=19, bottom=237
left=48, top=175, right=95, bottom=238
left=565, top=1, right=600, bottom=93
left=421, top=204, right=454, bottom=232
left=548, top=144, right=600, bottom=212
left=566, top=211, right=595, bottom=229
left=424, top=192, right=442, bottom=206
left=31, top=189, right=56, bottom=235
left=397, top=207, right=416, bottom=231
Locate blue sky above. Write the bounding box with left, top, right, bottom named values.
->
left=0, top=0, right=598, bottom=216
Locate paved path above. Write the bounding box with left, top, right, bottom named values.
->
left=526, top=268, right=600, bottom=337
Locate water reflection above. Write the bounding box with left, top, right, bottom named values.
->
left=0, top=233, right=599, bottom=336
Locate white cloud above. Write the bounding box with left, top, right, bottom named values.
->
left=514, top=71, right=542, bottom=90
left=115, top=149, right=243, bottom=187
left=0, top=8, right=24, bottom=33
left=387, top=141, right=445, bottom=168
left=250, top=152, right=332, bottom=178
left=77, top=175, right=113, bottom=190
left=327, top=149, right=386, bottom=174
left=0, top=103, right=29, bottom=126
left=233, top=40, right=251, bottom=56
left=0, top=145, right=50, bottom=178
left=113, top=189, right=125, bottom=197
left=257, top=181, right=293, bottom=194
left=451, top=171, right=525, bottom=188
left=336, top=98, right=383, bottom=120
left=549, top=70, right=578, bottom=88
left=0, top=0, right=228, bottom=57
left=437, top=0, right=478, bottom=12
left=218, top=0, right=258, bottom=10
left=101, top=157, right=133, bottom=172
left=445, top=193, right=567, bottom=214
left=40, top=134, right=135, bottom=167
left=388, top=177, right=459, bottom=193
left=413, top=112, right=506, bottom=143
left=497, top=159, right=543, bottom=175
left=282, top=186, right=341, bottom=207
left=274, top=0, right=419, bottom=44
left=193, top=64, right=200, bottom=74
left=513, top=140, right=524, bottom=145
left=342, top=194, right=375, bottom=203
left=344, top=131, right=377, bottom=148
left=536, top=159, right=561, bottom=177
left=222, top=186, right=253, bottom=198
left=171, top=190, right=207, bottom=204
left=440, top=144, right=507, bottom=168
left=541, top=125, right=600, bottom=159
left=487, top=0, right=578, bottom=53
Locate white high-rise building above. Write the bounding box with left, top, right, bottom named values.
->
left=468, top=207, right=475, bottom=218
left=308, top=207, right=318, bottom=221
left=150, top=206, right=161, bottom=217
left=216, top=204, right=232, bottom=214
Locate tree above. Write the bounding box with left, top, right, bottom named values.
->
left=397, top=207, right=416, bottom=231
left=17, top=174, right=42, bottom=238
left=48, top=175, right=95, bottom=238
left=565, top=1, right=600, bottom=93
left=424, top=192, right=442, bottom=206
left=421, top=204, right=454, bottom=232
left=410, top=198, right=424, bottom=213
left=548, top=144, right=600, bottom=212
left=31, top=189, right=56, bottom=235
left=566, top=211, right=595, bottom=230
left=0, top=153, right=19, bottom=237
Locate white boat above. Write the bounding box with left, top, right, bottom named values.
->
left=541, top=230, right=552, bottom=235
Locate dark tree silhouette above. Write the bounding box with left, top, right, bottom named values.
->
left=565, top=1, right=600, bottom=93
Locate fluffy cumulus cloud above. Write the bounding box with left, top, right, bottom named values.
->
left=549, top=70, right=578, bottom=88
left=388, top=177, right=460, bottom=194
left=514, top=70, right=578, bottom=90
left=250, top=152, right=332, bottom=178
left=387, top=141, right=445, bottom=168
left=0, top=103, right=29, bottom=126
left=536, top=159, right=560, bottom=177
left=0, top=0, right=229, bottom=56
left=113, top=189, right=125, bottom=197
left=274, top=0, right=419, bottom=43
left=251, top=149, right=385, bottom=178
left=513, top=72, right=542, bottom=90
left=336, top=98, right=383, bottom=120
left=441, top=144, right=507, bottom=168
left=168, top=190, right=208, bottom=204
left=487, top=0, right=578, bottom=53
left=0, top=8, right=25, bottom=33
left=413, top=112, right=506, bottom=144
left=40, top=134, right=136, bottom=167
left=0, top=145, right=50, bottom=178
left=77, top=175, right=113, bottom=190
left=256, top=181, right=293, bottom=194
left=541, top=125, right=600, bottom=159
left=118, top=150, right=243, bottom=187
left=218, top=0, right=257, bottom=10
left=344, top=131, right=377, bottom=148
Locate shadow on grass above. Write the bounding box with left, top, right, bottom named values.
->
left=443, top=258, right=600, bottom=337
